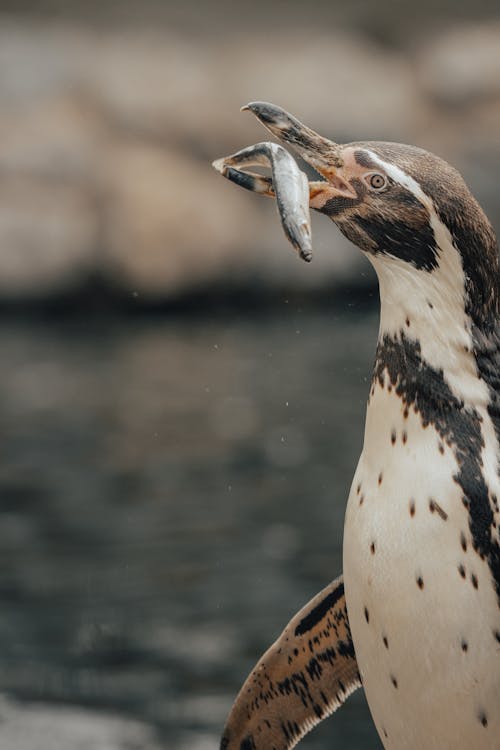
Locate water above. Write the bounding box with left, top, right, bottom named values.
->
left=0, top=307, right=383, bottom=748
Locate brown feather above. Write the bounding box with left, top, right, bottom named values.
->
left=220, top=575, right=360, bottom=750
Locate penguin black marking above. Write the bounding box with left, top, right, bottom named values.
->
left=373, top=333, right=500, bottom=602
left=352, top=187, right=439, bottom=271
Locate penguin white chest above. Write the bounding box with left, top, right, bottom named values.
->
left=343, top=381, right=500, bottom=750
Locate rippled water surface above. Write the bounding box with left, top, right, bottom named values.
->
left=0, top=307, right=383, bottom=749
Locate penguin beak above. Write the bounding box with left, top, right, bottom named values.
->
left=241, top=101, right=357, bottom=206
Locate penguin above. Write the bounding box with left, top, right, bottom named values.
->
left=214, top=102, right=500, bottom=750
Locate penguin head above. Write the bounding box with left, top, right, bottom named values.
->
left=244, top=102, right=499, bottom=328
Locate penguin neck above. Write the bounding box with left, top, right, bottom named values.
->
left=370, top=250, right=487, bottom=409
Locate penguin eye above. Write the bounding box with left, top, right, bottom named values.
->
left=366, top=173, right=388, bottom=191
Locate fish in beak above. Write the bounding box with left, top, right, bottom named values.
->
left=212, top=102, right=357, bottom=261
left=214, top=140, right=313, bottom=261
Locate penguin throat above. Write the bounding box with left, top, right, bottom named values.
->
left=371, top=248, right=475, bottom=390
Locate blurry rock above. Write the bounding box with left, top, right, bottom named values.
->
left=0, top=179, right=97, bottom=299
left=0, top=95, right=105, bottom=182
left=0, top=22, right=95, bottom=108
left=89, top=31, right=225, bottom=148
left=0, top=18, right=496, bottom=306
left=0, top=696, right=161, bottom=750
left=220, top=32, right=421, bottom=143
left=418, top=24, right=500, bottom=105
left=0, top=20, right=422, bottom=148
left=102, top=142, right=261, bottom=297
left=90, top=29, right=421, bottom=152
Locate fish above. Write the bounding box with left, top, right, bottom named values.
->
left=213, top=141, right=313, bottom=262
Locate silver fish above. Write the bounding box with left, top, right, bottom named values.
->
left=213, top=141, right=313, bottom=262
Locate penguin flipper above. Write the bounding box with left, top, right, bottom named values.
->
left=220, top=574, right=360, bottom=750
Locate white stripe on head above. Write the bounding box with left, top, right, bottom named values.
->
left=362, top=148, right=460, bottom=284
left=363, top=149, right=432, bottom=209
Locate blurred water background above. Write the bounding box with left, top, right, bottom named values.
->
left=0, top=1, right=499, bottom=748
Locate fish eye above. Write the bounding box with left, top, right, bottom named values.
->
left=366, top=172, right=388, bottom=191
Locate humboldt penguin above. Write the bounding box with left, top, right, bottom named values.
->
left=213, top=102, right=500, bottom=749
